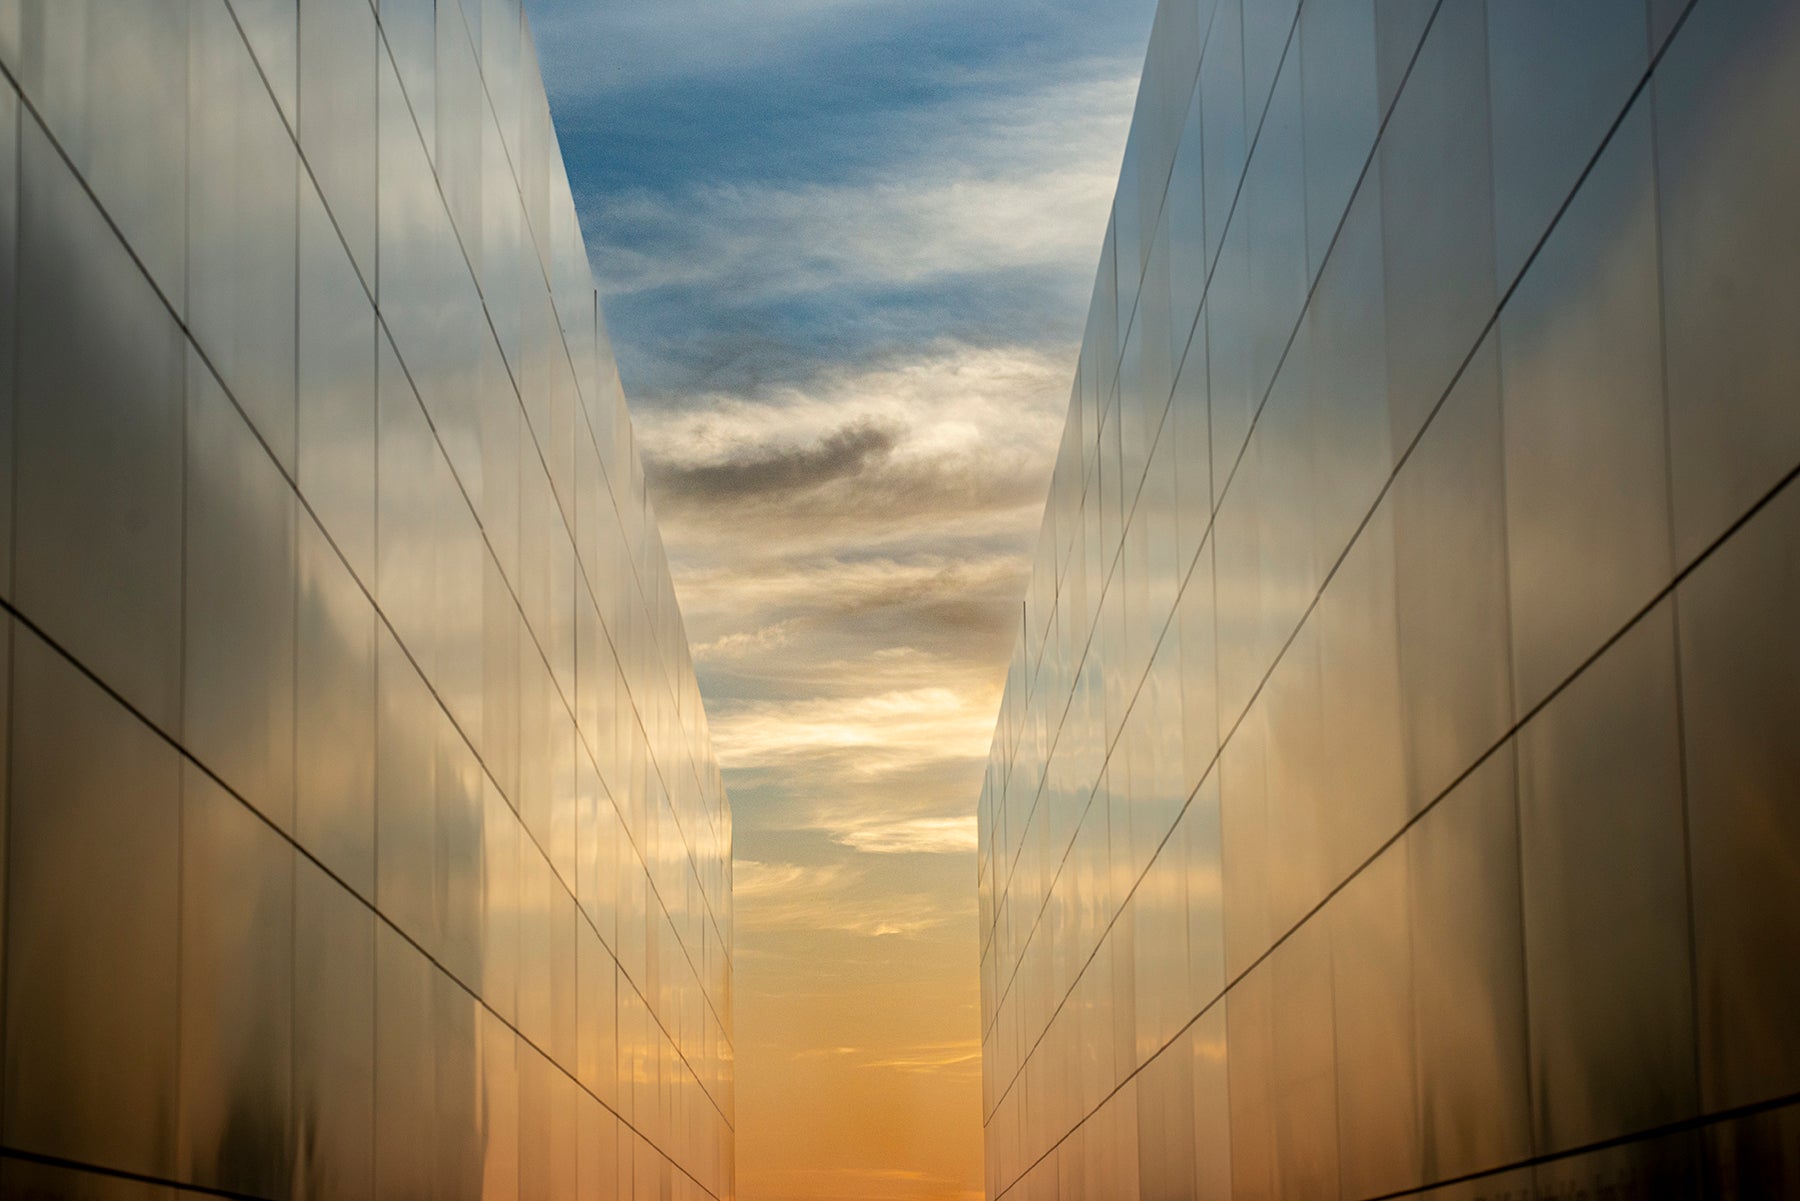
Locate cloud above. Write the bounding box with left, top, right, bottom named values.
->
left=834, top=816, right=979, bottom=855
left=709, top=684, right=998, bottom=855
left=590, top=69, right=1133, bottom=302
left=527, top=0, right=916, bottom=97
left=646, top=418, right=898, bottom=505
left=734, top=858, right=957, bottom=936
left=682, top=564, right=1018, bottom=669
left=555, top=44, right=1141, bottom=402
left=691, top=621, right=795, bottom=661
left=578, top=64, right=1139, bottom=395
left=675, top=555, right=1028, bottom=739
left=711, top=687, right=993, bottom=772
left=793, top=1040, right=981, bottom=1074
left=733, top=857, right=850, bottom=899
left=629, top=347, right=1066, bottom=858
left=856, top=1041, right=982, bottom=1074
left=633, top=340, right=1071, bottom=560
left=527, top=0, right=1152, bottom=110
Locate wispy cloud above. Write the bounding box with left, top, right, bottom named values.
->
left=835, top=816, right=979, bottom=855
left=573, top=63, right=1139, bottom=402
left=734, top=858, right=957, bottom=936
left=858, top=1041, right=983, bottom=1074
left=528, top=0, right=1149, bottom=119
left=712, top=687, right=991, bottom=773
left=590, top=66, right=1135, bottom=302
left=794, top=1040, right=981, bottom=1074
left=691, top=621, right=795, bottom=661
left=636, top=340, right=1071, bottom=561
left=529, top=0, right=901, bottom=95
left=711, top=681, right=996, bottom=855
left=648, top=418, right=900, bottom=505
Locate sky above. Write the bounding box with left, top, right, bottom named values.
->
left=520, top=3, right=1156, bottom=1197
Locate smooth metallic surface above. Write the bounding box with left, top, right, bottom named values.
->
left=296, top=173, right=377, bottom=586
left=0, top=4, right=735, bottom=1199
left=176, top=766, right=295, bottom=1198
left=978, top=0, right=1800, bottom=1196
left=15, top=113, right=186, bottom=732
left=1485, top=0, right=1647, bottom=288
left=185, top=351, right=299, bottom=830
left=1676, top=480, right=1800, bottom=1114
left=1654, top=0, right=1800, bottom=567
left=1516, top=604, right=1694, bottom=1155
left=1407, top=751, right=1530, bottom=1184
left=188, top=0, right=299, bottom=473
left=298, top=0, right=375, bottom=283
left=5, top=631, right=183, bottom=1179
left=1499, top=97, right=1670, bottom=717
left=9, top=1, right=190, bottom=309
left=1391, top=332, right=1511, bottom=814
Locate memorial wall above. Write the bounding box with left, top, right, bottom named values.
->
left=977, top=0, right=1800, bottom=1195
left=0, top=3, right=734, bottom=1199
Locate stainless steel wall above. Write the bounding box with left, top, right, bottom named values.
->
left=0, top=3, right=734, bottom=1200
left=977, top=0, right=1800, bottom=1196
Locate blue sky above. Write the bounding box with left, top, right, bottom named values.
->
left=520, top=2, right=1155, bottom=1197
left=528, top=0, right=1155, bottom=401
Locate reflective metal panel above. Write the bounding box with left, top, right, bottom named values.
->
left=7, top=0, right=190, bottom=306
left=1407, top=751, right=1530, bottom=1181
left=1198, top=0, right=1245, bottom=273
left=1485, top=0, right=1647, bottom=285
left=1703, top=1106, right=1800, bottom=1199
left=1499, top=97, right=1670, bottom=715
left=978, top=1, right=1799, bottom=1194
left=293, top=857, right=375, bottom=1201
left=177, top=766, right=295, bottom=1199
left=228, top=0, right=296, bottom=128
left=295, top=513, right=377, bottom=898
left=299, top=0, right=375, bottom=282
left=1244, top=52, right=1307, bottom=406
left=1517, top=605, right=1695, bottom=1153
left=184, top=353, right=298, bottom=831
left=1269, top=920, right=1337, bottom=1200
left=0, top=3, right=735, bottom=1196
left=4, top=631, right=182, bottom=1178
left=1392, top=333, right=1511, bottom=812
left=374, top=922, right=438, bottom=1201
left=297, top=174, right=377, bottom=586
left=0, top=81, right=15, bottom=600
left=1304, top=171, right=1389, bottom=571
left=1329, top=839, right=1418, bottom=1199
left=1531, top=1129, right=1701, bottom=1201
left=15, top=112, right=185, bottom=731
left=1226, top=960, right=1273, bottom=1200
left=1297, top=0, right=1378, bottom=281
left=187, top=0, right=298, bottom=470
left=0, top=1161, right=175, bottom=1201
left=1377, top=0, right=1495, bottom=451
left=1676, top=479, right=1800, bottom=1111
left=1655, top=0, right=1800, bottom=565
left=1315, top=503, right=1406, bottom=880
left=1189, top=1005, right=1231, bottom=1201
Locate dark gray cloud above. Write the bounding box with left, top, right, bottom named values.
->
left=649, top=434, right=1052, bottom=545
left=645, top=420, right=899, bottom=505
left=636, top=342, right=1068, bottom=546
